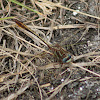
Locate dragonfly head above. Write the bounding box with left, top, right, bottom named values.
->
left=62, top=54, right=72, bottom=63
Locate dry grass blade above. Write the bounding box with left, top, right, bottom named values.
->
left=72, top=62, right=100, bottom=77
left=0, top=48, right=43, bottom=100
left=46, top=78, right=78, bottom=100
left=53, top=23, right=98, bottom=30
left=0, top=46, right=35, bottom=56
left=35, top=0, right=57, bottom=15
left=74, top=51, right=100, bottom=61
left=1, top=82, right=30, bottom=100
left=2, top=29, right=51, bottom=54
left=37, top=63, right=60, bottom=70
left=50, top=1, right=100, bottom=20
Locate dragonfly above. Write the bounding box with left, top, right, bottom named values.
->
left=12, top=19, right=72, bottom=64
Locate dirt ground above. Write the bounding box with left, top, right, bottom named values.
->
left=0, top=0, right=100, bottom=100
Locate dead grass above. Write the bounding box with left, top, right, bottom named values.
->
left=0, top=0, right=100, bottom=100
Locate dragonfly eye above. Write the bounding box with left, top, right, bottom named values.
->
left=62, top=54, right=72, bottom=63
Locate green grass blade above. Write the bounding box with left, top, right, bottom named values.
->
left=0, top=17, right=15, bottom=20
left=9, top=0, right=44, bottom=16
